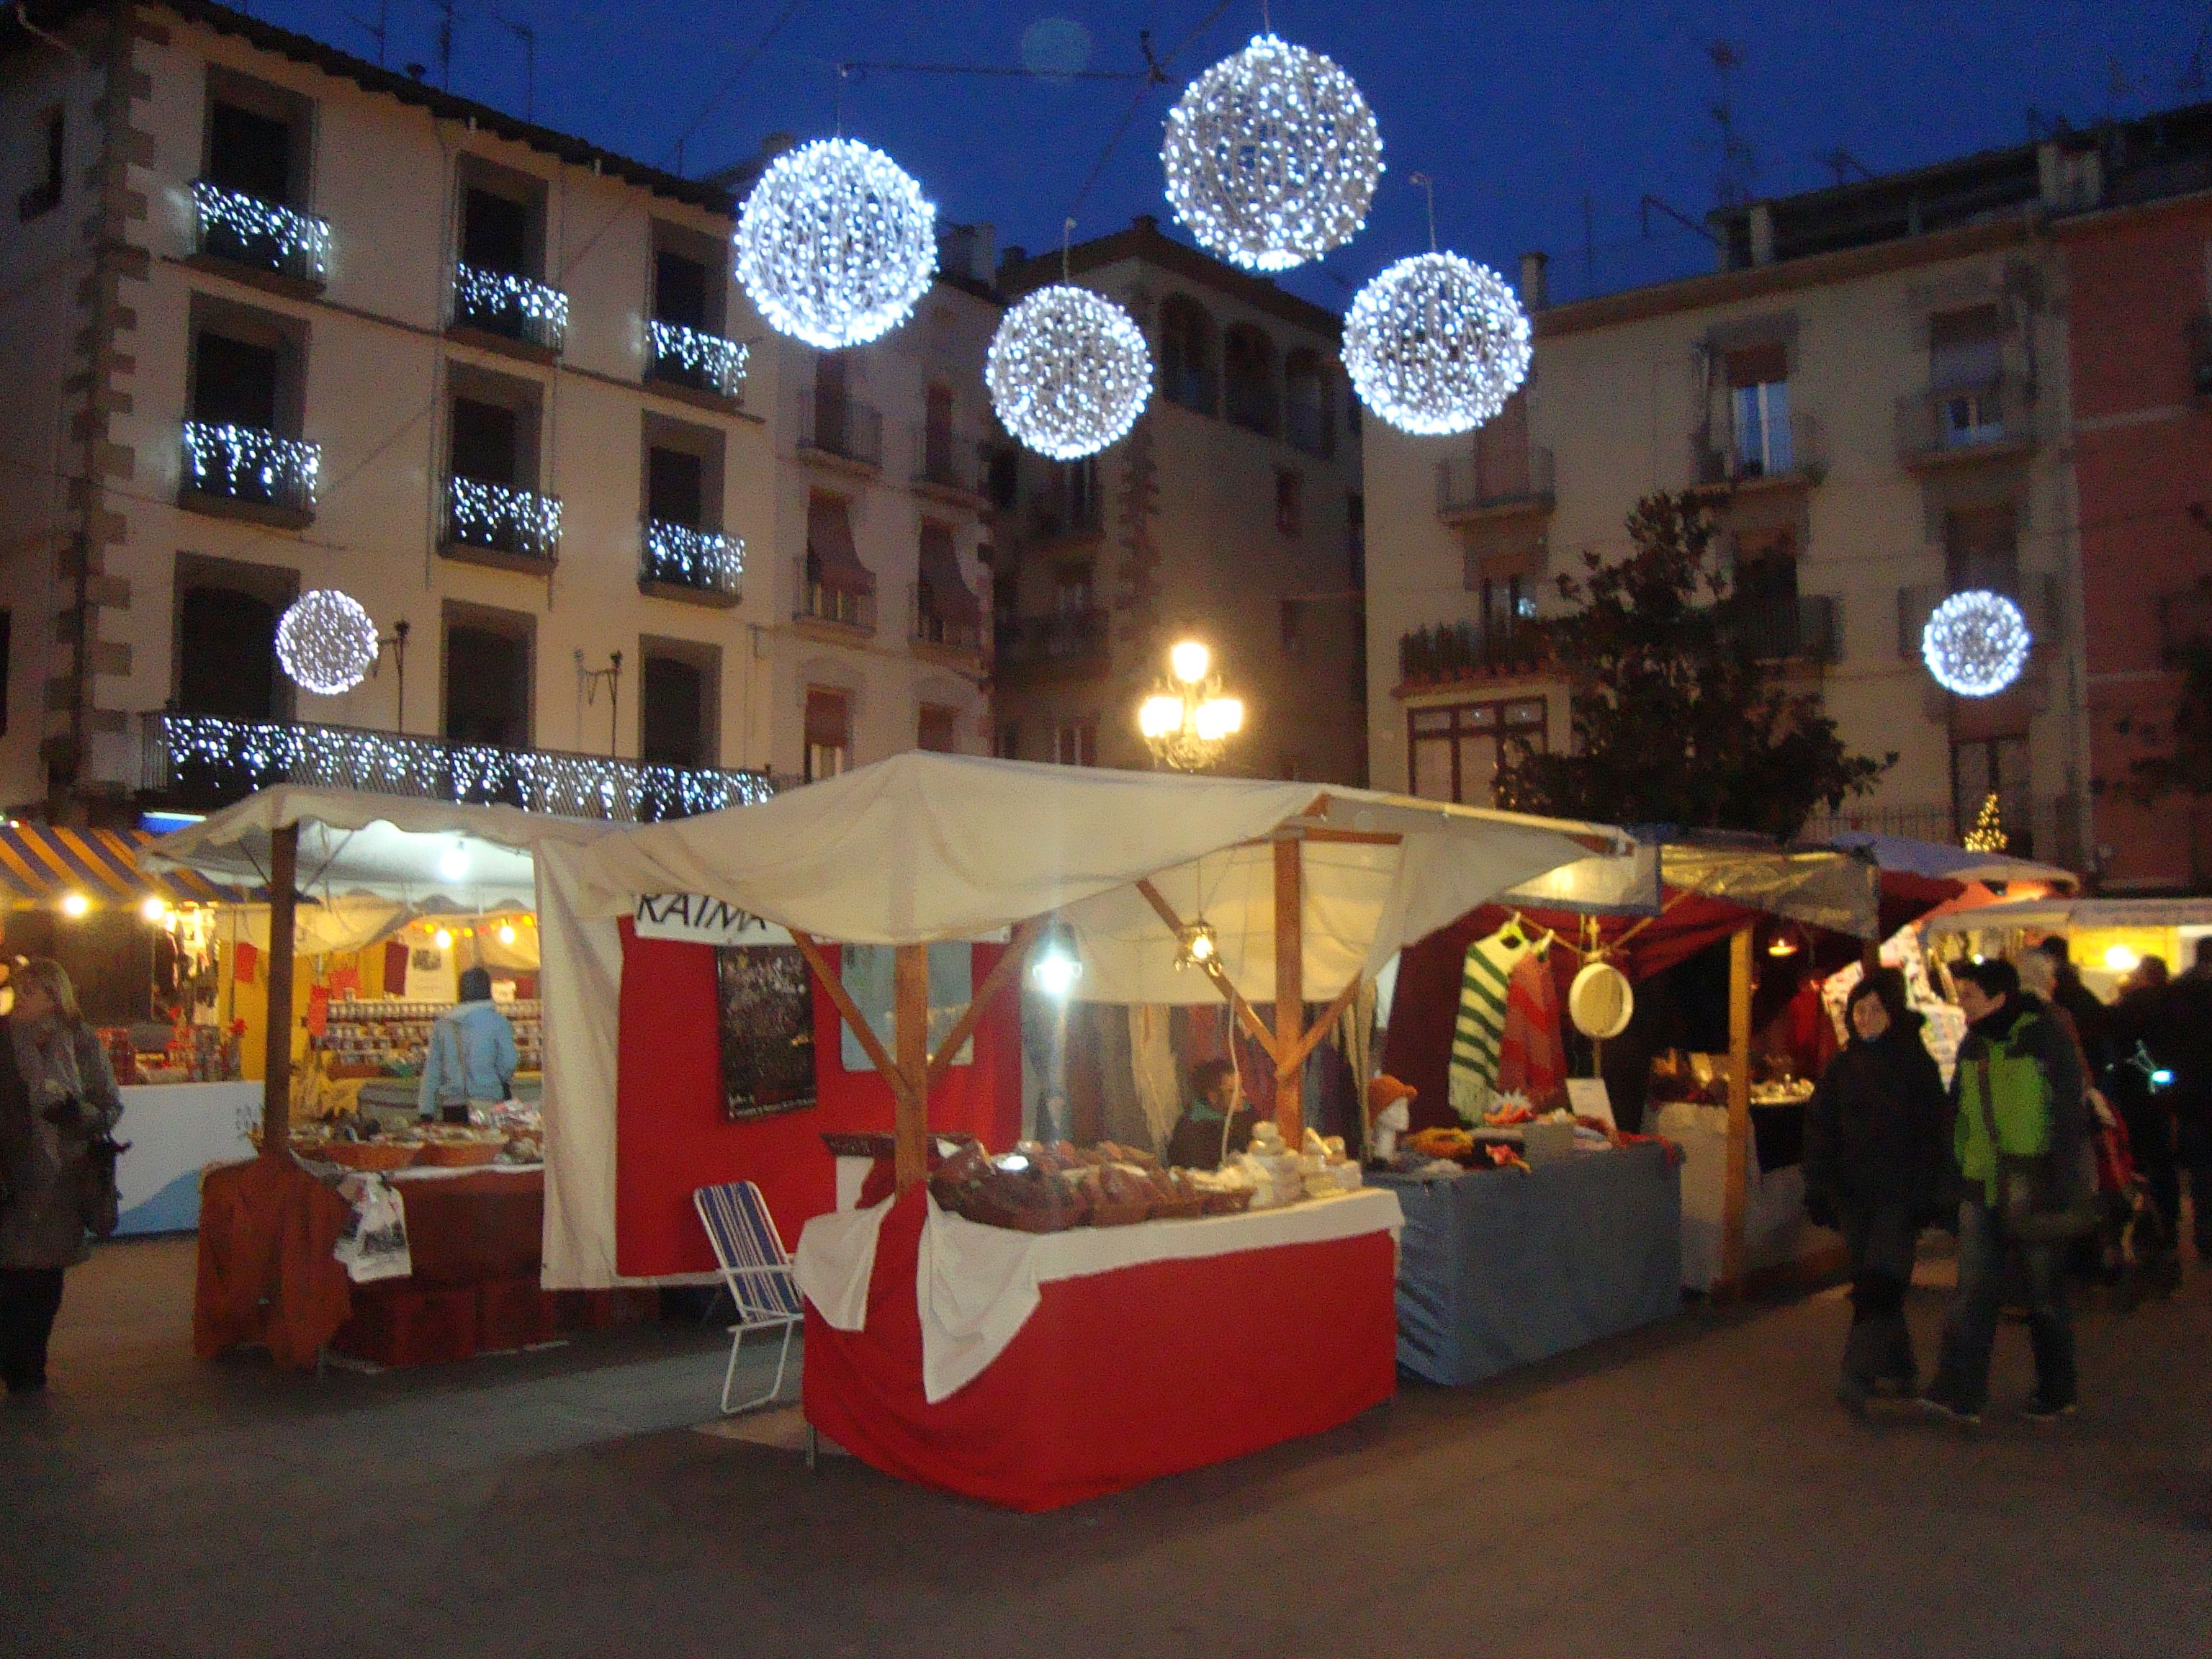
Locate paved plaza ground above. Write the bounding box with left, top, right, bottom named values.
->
left=4, top=1235, right=2209, bottom=1659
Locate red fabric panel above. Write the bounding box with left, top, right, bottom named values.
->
left=801, top=1189, right=1399, bottom=1511
left=613, top=925, right=1022, bottom=1277
left=397, top=1171, right=544, bottom=1286
left=193, top=1157, right=354, bottom=1370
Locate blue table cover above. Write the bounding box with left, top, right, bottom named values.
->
left=1373, top=1141, right=1683, bottom=1386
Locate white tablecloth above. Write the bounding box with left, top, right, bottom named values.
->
left=796, top=1187, right=1405, bottom=1403
left=114, top=1082, right=260, bottom=1234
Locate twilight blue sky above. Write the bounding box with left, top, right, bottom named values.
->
left=252, top=0, right=2200, bottom=307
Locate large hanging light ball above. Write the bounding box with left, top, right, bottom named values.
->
left=1161, top=33, right=1383, bottom=273
left=1343, top=253, right=1532, bottom=437
left=1921, top=590, right=2032, bottom=697
left=734, top=138, right=937, bottom=350
left=275, top=589, right=379, bottom=696
left=986, top=285, right=1154, bottom=460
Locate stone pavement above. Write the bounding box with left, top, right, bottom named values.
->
left=4, top=1235, right=2209, bottom=1659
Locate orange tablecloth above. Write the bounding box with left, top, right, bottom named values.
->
left=193, top=1157, right=354, bottom=1370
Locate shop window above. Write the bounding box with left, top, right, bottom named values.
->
left=1408, top=697, right=1545, bottom=806
left=805, top=686, right=851, bottom=781
left=443, top=611, right=533, bottom=749
left=1275, top=468, right=1303, bottom=536
left=18, top=105, right=62, bottom=220
left=1053, top=719, right=1098, bottom=768
left=639, top=645, right=716, bottom=768
left=917, top=702, right=958, bottom=753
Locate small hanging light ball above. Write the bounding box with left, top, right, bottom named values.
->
left=275, top=589, right=379, bottom=696
left=1161, top=33, right=1383, bottom=272
left=1920, top=590, right=2032, bottom=697
left=734, top=138, right=938, bottom=351
left=1343, top=252, right=1532, bottom=437
left=986, top=285, right=1154, bottom=460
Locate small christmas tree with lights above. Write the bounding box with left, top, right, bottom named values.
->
left=1962, top=791, right=2009, bottom=853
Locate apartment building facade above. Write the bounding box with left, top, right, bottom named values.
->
left=1364, top=138, right=2105, bottom=868
left=991, top=217, right=1367, bottom=785
left=0, top=1, right=994, bottom=824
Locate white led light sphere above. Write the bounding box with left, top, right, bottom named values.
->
left=1161, top=33, right=1382, bottom=272
left=734, top=138, right=937, bottom=350
left=1344, top=253, right=1532, bottom=437
left=986, top=286, right=1154, bottom=459
left=1921, top=590, right=2032, bottom=697
left=275, top=589, right=379, bottom=696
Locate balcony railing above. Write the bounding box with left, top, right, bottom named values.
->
left=1898, top=377, right=2037, bottom=462
left=143, top=712, right=773, bottom=822
left=1696, top=410, right=1823, bottom=486
left=647, top=320, right=749, bottom=402
left=453, top=263, right=569, bottom=353
left=642, top=519, right=744, bottom=599
left=909, top=583, right=983, bottom=655
left=1799, top=802, right=1956, bottom=845
left=797, top=395, right=884, bottom=469
left=793, top=557, right=876, bottom=633
left=1398, top=620, right=1545, bottom=687
left=912, top=426, right=986, bottom=497
left=1724, top=592, right=1839, bottom=663
left=995, top=607, right=1110, bottom=671
left=446, top=476, right=562, bottom=562
left=1437, top=446, right=1555, bottom=516
left=191, top=179, right=329, bottom=287
left=180, top=421, right=320, bottom=518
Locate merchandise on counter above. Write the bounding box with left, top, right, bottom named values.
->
left=1496, top=948, right=1568, bottom=1105
left=313, top=999, right=543, bottom=1078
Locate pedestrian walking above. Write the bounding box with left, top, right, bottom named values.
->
left=2036, top=937, right=2115, bottom=1081
left=0, top=958, right=124, bottom=1398
left=2109, top=956, right=2181, bottom=1282
left=2157, top=938, right=2212, bottom=1261
left=1922, top=957, right=2092, bottom=1428
left=1804, top=968, right=1951, bottom=1413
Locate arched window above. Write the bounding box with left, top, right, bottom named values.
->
left=1223, top=323, right=1277, bottom=436
left=1159, top=293, right=1216, bottom=413
left=1283, top=348, right=1331, bottom=457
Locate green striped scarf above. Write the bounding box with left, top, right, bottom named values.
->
left=1449, top=930, right=1527, bottom=1120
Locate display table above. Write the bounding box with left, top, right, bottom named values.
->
left=1374, top=1141, right=1682, bottom=1387
left=115, top=1081, right=259, bottom=1234
left=797, top=1185, right=1403, bottom=1512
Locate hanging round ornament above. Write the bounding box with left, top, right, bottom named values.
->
left=734, top=138, right=937, bottom=350
left=275, top=589, right=379, bottom=696
left=986, top=285, right=1154, bottom=460
left=1343, top=252, right=1532, bottom=436
left=1161, top=33, right=1383, bottom=272
left=1920, top=589, right=2031, bottom=697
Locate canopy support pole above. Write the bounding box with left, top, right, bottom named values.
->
left=259, top=822, right=298, bottom=1157
left=1274, top=832, right=1305, bottom=1143
left=893, top=943, right=930, bottom=1193
left=1720, top=925, right=1753, bottom=1295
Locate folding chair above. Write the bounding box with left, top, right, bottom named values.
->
left=693, top=1180, right=805, bottom=1414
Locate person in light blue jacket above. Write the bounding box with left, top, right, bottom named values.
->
left=418, top=966, right=518, bottom=1123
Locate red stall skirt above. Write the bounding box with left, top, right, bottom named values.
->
left=801, top=1188, right=1398, bottom=1511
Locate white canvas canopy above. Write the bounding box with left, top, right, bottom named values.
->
left=1820, top=830, right=2077, bottom=893
left=1922, top=894, right=2212, bottom=935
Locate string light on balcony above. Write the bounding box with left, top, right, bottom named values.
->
left=454, top=264, right=570, bottom=346
left=647, top=320, right=751, bottom=398
left=1161, top=33, right=1383, bottom=271
left=449, top=477, right=562, bottom=558
left=645, top=521, right=746, bottom=593
left=191, top=180, right=330, bottom=280
left=275, top=590, right=380, bottom=696
left=181, top=421, right=320, bottom=504
left=986, top=284, right=1154, bottom=459
left=1344, top=252, right=1532, bottom=436
left=1920, top=589, right=2031, bottom=697
left=735, top=138, right=938, bottom=350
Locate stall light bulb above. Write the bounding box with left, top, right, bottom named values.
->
left=2152, top=1067, right=2176, bottom=1089
left=433, top=928, right=453, bottom=950
left=1030, top=949, right=1082, bottom=999
left=439, top=844, right=469, bottom=881
left=1767, top=934, right=1798, bottom=958
left=1193, top=697, right=1243, bottom=742
left=498, top=924, right=516, bottom=945
left=1170, top=640, right=1210, bottom=684
left=60, top=893, right=89, bottom=919
left=2103, top=944, right=2139, bottom=973
left=141, top=896, right=171, bottom=924
left=1138, top=695, right=1182, bottom=739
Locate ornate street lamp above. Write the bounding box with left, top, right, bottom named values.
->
left=1138, top=639, right=1244, bottom=771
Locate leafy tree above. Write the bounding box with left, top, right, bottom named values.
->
left=1493, top=490, right=1892, bottom=839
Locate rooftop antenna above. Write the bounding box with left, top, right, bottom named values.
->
left=345, top=0, right=390, bottom=69
left=1708, top=41, right=1755, bottom=210
left=498, top=9, right=536, bottom=121
left=431, top=0, right=458, bottom=91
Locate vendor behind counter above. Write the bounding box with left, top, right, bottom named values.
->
left=418, top=967, right=518, bottom=1123
left=1164, top=1058, right=1262, bottom=1171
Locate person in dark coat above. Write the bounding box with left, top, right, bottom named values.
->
left=1804, top=968, right=1951, bottom=1412
left=1163, top=1058, right=1260, bottom=1171
left=2108, top=956, right=2179, bottom=1274
left=2158, top=938, right=2212, bottom=1261
left=2036, top=937, right=2114, bottom=1082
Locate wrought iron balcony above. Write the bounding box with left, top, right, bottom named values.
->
left=1897, top=377, right=2038, bottom=465
left=445, top=476, right=562, bottom=564
left=1437, top=446, right=1555, bottom=518
left=453, top=262, right=569, bottom=353
left=179, top=421, right=320, bottom=522
left=1724, top=592, right=1839, bottom=664
left=909, top=583, right=983, bottom=655
left=143, top=711, right=773, bottom=822
left=1695, top=411, right=1824, bottom=487
left=191, top=179, right=329, bottom=287
left=797, top=395, right=884, bottom=469
left=995, top=607, right=1110, bottom=674
left=641, top=519, right=744, bottom=601
left=647, top=320, right=749, bottom=403
left=792, top=557, right=876, bottom=634
left=912, top=427, right=987, bottom=500
left=1398, top=620, right=1545, bottom=688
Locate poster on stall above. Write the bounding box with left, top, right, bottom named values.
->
left=714, top=945, right=817, bottom=1122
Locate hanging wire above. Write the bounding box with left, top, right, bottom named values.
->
left=659, top=0, right=811, bottom=171
left=1408, top=171, right=1439, bottom=252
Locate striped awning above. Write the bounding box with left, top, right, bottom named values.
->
left=0, top=824, right=230, bottom=907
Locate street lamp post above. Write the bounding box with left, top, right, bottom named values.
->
left=1138, top=639, right=1244, bottom=770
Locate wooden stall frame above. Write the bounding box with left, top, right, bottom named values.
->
left=1718, top=924, right=1753, bottom=1295
left=259, top=821, right=299, bottom=1156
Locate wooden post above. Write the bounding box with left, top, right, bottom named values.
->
left=892, top=943, right=930, bottom=1192
left=259, top=821, right=299, bottom=1156
left=1719, top=925, right=1753, bottom=1295
left=1272, top=832, right=1305, bottom=1142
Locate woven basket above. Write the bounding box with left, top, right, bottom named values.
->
left=319, top=1141, right=421, bottom=1172
left=415, top=1140, right=501, bottom=1168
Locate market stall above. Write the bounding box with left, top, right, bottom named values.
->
left=544, top=752, right=1625, bottom=1507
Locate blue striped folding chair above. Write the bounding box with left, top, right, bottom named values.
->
left=693, top=1180, right=805, bottom=1414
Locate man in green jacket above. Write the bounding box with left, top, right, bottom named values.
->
left=1923, top=957, right=2090, bottom=1428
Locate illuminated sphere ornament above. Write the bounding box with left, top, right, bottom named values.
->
left=986, top=285, right=1154, bottom=459
left=1920, top=589, right=2032, bottom=697
left=1161, top=34, right=1382, bottom=272
left=734, top=138, right=937, bottom=350
left=1344, top=253, right=1532, bottom=437
left=275, top=589, right=379, bottom=696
